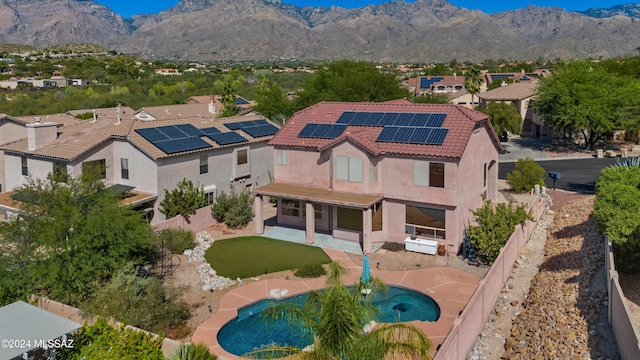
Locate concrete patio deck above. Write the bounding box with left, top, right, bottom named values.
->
left=192, top=248, right=480, bottom=360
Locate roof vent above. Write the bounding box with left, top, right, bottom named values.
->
left=34, top=117, right=41, bottom=123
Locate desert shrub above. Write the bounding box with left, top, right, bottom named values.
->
left=81, top=263, right=189, bottom=334
left=507, top=157, right=546, bottom=193
left=594, top=164, right=640, bottom=272
left=63, top=318, right=165, bottom=360
left=211, top=185, right=253, bottom=228
left=74, top=112, right=94, bottom=120
left=156, top=228, right=195, bottom=254
left=294, top=264, right=326, bottom=278
left=466, top=198, right=532, bottom=264
left=169, top=343, right=218, bottom=360
left=160, top=178, right=208, bottom=220
left=381, top=242, right=405, bottom=252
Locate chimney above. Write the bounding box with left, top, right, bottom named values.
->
left=115, top=103, right=121, bottom=125
left=501, top=81, right=507, bottom=87
left=208, top=101, right=216, bottom=115
left=27, top=119, right=57, bottom=151
left=453, top=72, right=456, bottom=80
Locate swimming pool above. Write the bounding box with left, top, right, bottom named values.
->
left=217, top=285, right=440, bottom=356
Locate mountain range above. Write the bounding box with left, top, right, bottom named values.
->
left=1, top=0, right=640, bottom=62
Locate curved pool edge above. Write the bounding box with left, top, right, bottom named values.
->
left=192, top=264, right=480, bottom=360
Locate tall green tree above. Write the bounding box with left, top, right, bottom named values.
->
left=464, top=67, right=482, bottom=108
left=252, top=79, right=293, bottom=125
left=481, top=101, right=523, bottom=138
left=159, top=178, right=208, bottom=220
left=293, top=60, right=410, bottom=110
left=0, top=172, right=154, bottom=306
left=532, top=60, right=638, bottom=149
left=249, top=261, right=432, bottom=360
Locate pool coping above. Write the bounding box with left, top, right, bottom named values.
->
left=191, top=249, right=480, bottom=359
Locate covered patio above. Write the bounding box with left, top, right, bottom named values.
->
left=254, top=182, right=383, bottom=254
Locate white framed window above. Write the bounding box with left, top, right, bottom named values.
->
left=276, top=149, right=288, bottom=166
left=405, top=205, right=446, bottom=239
left=82, top=159, right=106, bottom=179
left=21, top=157, right=28, bottom=176
left=203, top=185, right=217, bottom=205
left=281, top=199, right=301, bottom=217
left=336, top=156, right=362, bottom=182
left=413, top=161, right=444, bottom=188
left=237, top=149, right=248, bottom=166
left=200, top=154, right=208, bottom=174
left=121, top=158, right=129, bottom=179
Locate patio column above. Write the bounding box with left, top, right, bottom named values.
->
left=305, top=202, right=315, bottom=244
left=254, top=194, right=264, bottom=234
left=362, top=207, right=372, bottom=254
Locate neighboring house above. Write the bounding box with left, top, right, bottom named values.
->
left=253, top=101, right=502, bottom=255
left=403, top=75, right=466, bottom=96
left=155, top=68, right=180, bottom=75
left=483, top=69, right=549, bottom=86
left=0, top=111, right=278, bottom=224
left=186, top=94, right=255, bottom=116
left=477, top=81, right=552, bottom=140
left=134, top=103, right=216, bottom=121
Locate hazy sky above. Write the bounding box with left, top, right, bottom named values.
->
left=95, top=0, right=625, bottom=18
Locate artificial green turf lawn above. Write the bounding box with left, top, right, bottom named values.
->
left=204, top=236, right=332, bottom=279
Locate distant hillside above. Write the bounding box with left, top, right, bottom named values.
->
left=579, top=3, right=640, bottom=18
left=1, top=0, right=640, bottom=62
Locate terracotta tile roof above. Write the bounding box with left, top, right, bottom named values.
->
left=478, top=81, right=538, bottom=101
left=66, top=106, right=137, bottom=120
left=135, top=103, right=214, bottom=120
left=269, top=102, right=501, bottom=159
left=1, top=117, right=134, bottom=161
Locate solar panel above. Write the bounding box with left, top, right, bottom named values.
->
left=224, top=122, right=243, bottom=130
left=298, top=123, right=321, bottom=137
left=336, top=111, right=357, bottom=124
left=206, top=132, right=248, bottom=146
left=376, top=126, right=448, bottom=145
left=378, top=113, right=398, bottom=126
left=235, top=97, right=250, bottom=105
left=350, top=113, right=369, bottom=125
left=157, top=125, right=189, bottom=139
left=152, top=137, right=212, bottom=154
left=426, top=114, right=446, bottom=127
left=393, top=113, right=414, bottom=126
left=200, top=127, right=222, bottom=135
left=242, top=123, right=279, bottom=138
left=225, top=119, right=269, bottom=130
left=394, top=127, right=415, bottom=142
left=425, top=128, right=449, bottom=145
left=136, top=128, right=170, bottom=142
left=365, top=112, right=385, bottom=126
left=310, top=124, right=330, bottom=138
left=174, top=124, right=204, bottom=137
left=324, top=124, right=347, bottom=138
left=376, top=126, right=399, bottom=142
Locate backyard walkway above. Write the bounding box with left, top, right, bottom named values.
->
left=192, top=248, right=480, bottom=359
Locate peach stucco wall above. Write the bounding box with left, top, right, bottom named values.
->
left=273, top=127, right=499, bottom=253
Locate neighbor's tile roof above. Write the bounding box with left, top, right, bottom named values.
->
left=478, top=81, right=538, bottom=101
left=135, top=103, right=214, bottom=120
left=1, top=117, right=134, bottom=161
left=66, top=106, right=137, bottom=120
left=10, top=113, right=81, bottom=127
left=269, top=102, right=500, bottom=159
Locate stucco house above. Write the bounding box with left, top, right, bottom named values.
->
left=253, top=101, right=502, bottom=255
left=0, top=111, right=278, bottom=224
left=477, top=81, right=553, bottom=140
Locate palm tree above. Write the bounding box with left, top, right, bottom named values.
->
left=464, top=67, right=482, bottom=109
left=248, top=261, right=432, bottom=359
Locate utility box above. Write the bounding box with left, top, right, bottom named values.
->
left=404, top=237, right=438, bottom=255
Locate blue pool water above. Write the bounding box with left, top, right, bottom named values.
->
left=217, top=285, right=440, bottom=356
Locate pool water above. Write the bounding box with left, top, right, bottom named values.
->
left=217, top=285, right=440, bottom=356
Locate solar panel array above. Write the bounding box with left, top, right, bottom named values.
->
left=225, top=119, right=279, bottom=138
left=490, top=74, right=514, bottom=81
left=420, top=77, right=444, bottom=89
left=376, top=126, right=448, bottom=145
left=135, top=122, right=256, bottom=154
left=235, top=97, right=250, bottom=105
left=298, top=124, right=348, bottom=139
left=336, top=112, right=446, bottom=128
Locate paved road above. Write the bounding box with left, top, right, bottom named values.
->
left=498, top=157, right=620, bottom=193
